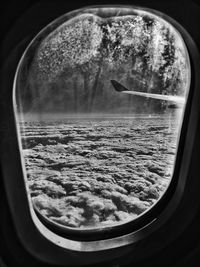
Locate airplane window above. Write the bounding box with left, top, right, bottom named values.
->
left=14, top=6, right=190, bottom=233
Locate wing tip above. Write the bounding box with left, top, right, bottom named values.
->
left=110, top=80, right=129, bottom=92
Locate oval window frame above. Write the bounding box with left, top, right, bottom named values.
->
left=0, top=3, right=200, bottom=266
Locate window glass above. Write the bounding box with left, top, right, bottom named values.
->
left=14, top=6, right=190, bottom=230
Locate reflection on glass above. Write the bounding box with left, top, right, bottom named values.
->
left=15, top=6, right=190, bottom=229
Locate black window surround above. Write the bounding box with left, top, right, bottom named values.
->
left=1, top=2, right=200, bottom=266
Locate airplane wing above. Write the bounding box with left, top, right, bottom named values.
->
left=111, top=80, right=185, bottom=105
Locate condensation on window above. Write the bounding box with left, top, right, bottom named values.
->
left=14, top=6, right=190, bottom=230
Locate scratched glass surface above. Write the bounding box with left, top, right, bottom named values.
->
left=15, top=6, right=190, bottom=229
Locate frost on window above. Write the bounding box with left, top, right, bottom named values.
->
left=15, top=7, right=190, bottom=230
